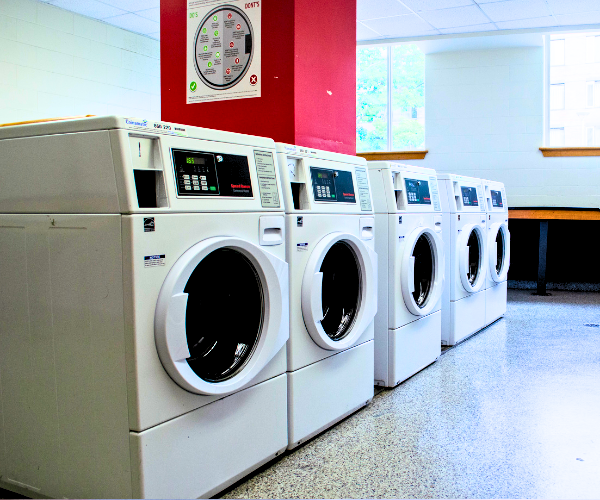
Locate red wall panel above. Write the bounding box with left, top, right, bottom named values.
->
left=161, top=0, right=356, bottom=154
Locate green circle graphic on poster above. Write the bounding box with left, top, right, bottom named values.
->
left=193, top=5, right=254, bottom=90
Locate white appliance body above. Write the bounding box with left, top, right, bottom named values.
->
left=0, top=117, right=289, bottom=499
left=438, top=174, right=487, bottom=346
left=368, top=162, right=444, bottom=388
left=483, top=179, right=510, bottom=325
left=276, top=143, right=376, bottom=449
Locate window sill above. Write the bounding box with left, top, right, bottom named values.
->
left=356, top=150, right=428, bottom=161
left=539, top=147, right=600, bottom=157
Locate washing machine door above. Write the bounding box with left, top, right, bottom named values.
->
left=301, top=232, right=377, bottom=351
left=458, top=223, right=486, bottom=293
left=488, top=222, right=510, bottom=282
left=154, top=236, right=289, bottom=396
left=401, top=227, right=444, bottom=316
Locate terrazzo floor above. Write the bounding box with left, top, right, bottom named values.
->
left=220, top=290, right=600, bottom=499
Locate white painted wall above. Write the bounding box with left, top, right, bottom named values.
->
left=419, top=46, right=600, bottom=209
left=0, top=0, right=160, bottom=125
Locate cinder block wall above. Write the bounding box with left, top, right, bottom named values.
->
left=0, top=0, right=160, bottom=124
left=419, top=46, right=600, bottom=209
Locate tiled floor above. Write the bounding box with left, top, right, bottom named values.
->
left=220, top=290, right=600, bottom=499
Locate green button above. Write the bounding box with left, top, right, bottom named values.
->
left=216, top=51, right=220, bottom=58
left=214, top=30, right=219, bottom=36
left=208, top=61, right=212, bottom=68
left=213, top=15, right=218, bottom=21
left=189, top=81, right=197, bottom=91
left=202, top=27, right=207, bottom=33
left=203, top=45, right=208, bottom=51
left=209, top=186, right=216, bottom=191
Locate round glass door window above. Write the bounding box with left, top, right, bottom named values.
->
left=320, top=241, right=361, bottom=341
left=412, top=234, right=434, bottom=308
left=495, top=229, right=505, bottom=275
left=184, top=248, right=264, bottom=382
left=194, top=5, right=254, bottom=90
left=467, top=229, right=482, bottom=285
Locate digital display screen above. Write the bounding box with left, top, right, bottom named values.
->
left=404, top=178, right=431, bottom=205
left=186, top=157, right=206, bottom=165
left=491, top=190, right=503, bottom=207
left=172, top=149, right=253, bottom=197
left=310, top=167, right=356, bottom=203
left=461, top=186, right=479, bottom=207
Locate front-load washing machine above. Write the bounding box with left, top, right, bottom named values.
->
left=368, top=162, right=444, bottom=388
left=483, top=179, right=510, bottom=325
left=0, top=116, right=289, bottom=499
left=275, top=143, right=377, bottom=449
left=438, top=174, right=487, bottom=346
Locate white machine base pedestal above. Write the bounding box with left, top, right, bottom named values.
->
left=485, top=281, right=507, bottom=326
left=443, top=291, right=486, bottom=346
left=287, top=340, right=374, bottom=450
left=130, top=374, right=287, bottom=499
left=380, top=310, right=441, bottom=388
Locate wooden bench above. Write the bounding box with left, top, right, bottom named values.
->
left=508, top=209, right=600, bottom=295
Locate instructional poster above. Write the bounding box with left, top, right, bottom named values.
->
left=187, top=0, right=261, bottom=103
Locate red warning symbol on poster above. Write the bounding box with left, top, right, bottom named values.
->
left=236, top=23, right=241, bottom=30
left=229, top=41, right=234, bottom=48
left=235, top=57, right=240, bottom=64
left=227, top=12, right=232, bottom=19
left=250, top=74, right=258, bottom=86
left=226, top=68, right=231, bottom=75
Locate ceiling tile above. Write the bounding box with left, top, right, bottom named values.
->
left=357, top=0, right=411, bottom=21
left=479, top=0, right=551, bottom=22
left=135, top=8, right=159, bottom=23
left=103, top=13, right=159, bottom=35
left=495, top=16, right=557, bottom=29
left=357, top=21, right=383, bottom=41
left=418, top=5, right=490, bottom=28
left=49, top=0, right=127, bottom=19
left=98, top=0, right=159, bottom=12
left=400, top=0, right=475, bottom=12
left=546, top=0, right=600, bottom=15
left=554, top=11, right=600, bottom=25
left=473, top=0, right=510, bottom=3
left=362, top=13, right=439, bottom=36
left=438, top=22, right=497, bottom=33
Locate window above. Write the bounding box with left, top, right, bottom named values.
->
left=357, top=44, right=425, bottom=152
left=547, top=33, right=600, bottom=146
left=550, top=38, right=564, bottom=66
left=550, top=83, right=564, bottom=110
left=549, top=127, right=565, bottom=147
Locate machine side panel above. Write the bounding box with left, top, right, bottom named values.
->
left=440, top=212, right=453, bottom=345
left=373, top=213, right=390, bottom=385
left=0, top=215, right=132, bottom=499
left=367, top=169, right=390, bottom=214
left=0, top=132, right=120, bottom=214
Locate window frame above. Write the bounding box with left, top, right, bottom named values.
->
left=356, top=43, right=426, bottom=154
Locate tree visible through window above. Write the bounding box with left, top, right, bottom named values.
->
left=357, top=44, right=425, bottom=152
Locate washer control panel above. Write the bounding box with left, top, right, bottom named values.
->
left=461, top=186, right=479, bottom=207
left=405, top=178, right=431, bottom=205
left=172, top=148, right=253, bottom=197
left=491, top=189, right=503, bottom=208
left=310, top=167, right=356, bottom=203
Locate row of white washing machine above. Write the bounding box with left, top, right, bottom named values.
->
left=0, top=117, right=508, bottom=499
left=369, top=162, right=510, bottom=388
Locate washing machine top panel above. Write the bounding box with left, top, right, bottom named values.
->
left=438, top=174, right=485, bottom=214
left=0, top=116, right=284, bottom=214
left=275, top=143, right=373, bottom=215
left=483, top=179, right=507, bottom=214
left=367, top=161, right=441, bottom=214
